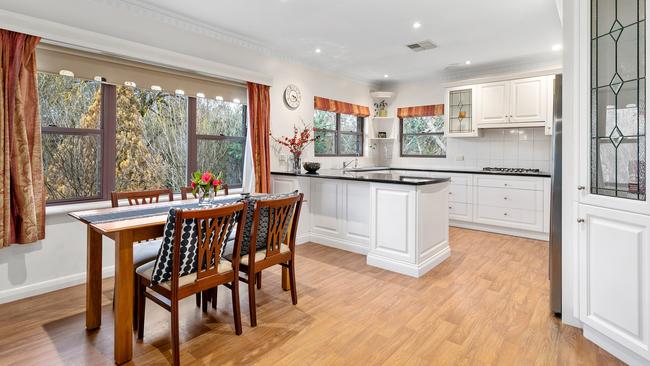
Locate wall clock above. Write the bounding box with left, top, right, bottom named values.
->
left=284, top=84, right=301, bottom=109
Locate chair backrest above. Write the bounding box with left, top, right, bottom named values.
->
left=180, top=184, right=230, bottom=200
left=111, top=188, right=174, bottom=208
left=249, top=193, right=303, bottom=260
left=150, top=201, right=248, bottom=288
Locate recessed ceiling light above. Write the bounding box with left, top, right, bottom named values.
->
left=384, top=74, right=389, bottom=78
left=196, top=92, right=205, bottom=98
left=215, top=96, right=224, bottom=101
left=124, top=81, right=136, bottom=88
left=59, top=70, right=74, bottom=77
left=552, top=44, right=563, bottom=51
left=232, top=98, right=241, bottom=104
left=175, top=89, right=185, bottom=95
left=315, top=48, right=321, bottom=54
left=465, top=60, right=471, bottom=65
left=150, top=85, right=162, bottom=91
left=412, top=21, right=421, bottom=29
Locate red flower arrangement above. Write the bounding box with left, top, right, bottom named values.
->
left=191, top=170, right=224, bottom=198
left=270, top=123, right=319, bottom=158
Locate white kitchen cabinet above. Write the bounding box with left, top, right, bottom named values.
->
left=509, top=76, right=548, bottom=123
left=545, top=75, right=556, bottom=136
left=476, top=81, right=510, bottom=125
left=578, top=204, right=650, bottom=361
left=475, top=75, right=554, bottom=128
left=445, top=85, right=481, bottom=137
left=270, top=175, right=311, bottom=243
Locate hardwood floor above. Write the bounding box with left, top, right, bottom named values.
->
left=0, top=228, right=623, bottom=365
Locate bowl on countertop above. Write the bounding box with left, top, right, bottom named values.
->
left=303, top=162, right=321, bottom=174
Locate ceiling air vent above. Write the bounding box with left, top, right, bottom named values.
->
left=406, top=40, right=437, bottom=52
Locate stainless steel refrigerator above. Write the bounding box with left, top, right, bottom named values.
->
left=549, top=74, right=562, bottom=316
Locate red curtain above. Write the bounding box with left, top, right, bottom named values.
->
left=314, top=96, right=370, bottom=117
left=247, top=82, right=271, bottom=193
left=0, top=30, right=44, bottom=247
left=397, top=104, right=444, bottom=118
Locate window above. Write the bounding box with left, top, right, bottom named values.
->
left=313, top=110, right=364, bottom=156
left=195, top=98, right=246, bottom=187
left=115, top=86, right=188, bottom=192
left=38, top=71, right=247, bottom=204
left=400, top=115, right=447, bottom=157
left=39, top=72, right=103, bottom=203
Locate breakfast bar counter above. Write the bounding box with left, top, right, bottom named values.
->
left=270, top=170, right=451, bottom=277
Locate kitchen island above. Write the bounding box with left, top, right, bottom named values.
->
left=271, top=169, right=451, bottom=277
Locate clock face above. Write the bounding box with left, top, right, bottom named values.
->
left=284, top=84, right=301, bottom=109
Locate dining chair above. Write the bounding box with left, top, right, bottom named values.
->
left=180, top=183, right=231, bottom=309
left=232, top=192, right=303, bottom=327
left=110, top=188, right=174, bottom=328
left=135, top=201, right=248, bottom=366
left=180, top=184, right=229, bottom=200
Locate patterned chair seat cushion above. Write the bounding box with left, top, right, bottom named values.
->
left=238, top=191, right=298, bottom=257
left=133, top=239, right=163, bottom=268
left=136, top=259, right=233, bottom=290
left=149, top=203, right=239, bottom=286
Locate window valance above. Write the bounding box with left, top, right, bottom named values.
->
left=397, top=104, right=444, bottom=118
left=314, top=96, right=370, bottom=117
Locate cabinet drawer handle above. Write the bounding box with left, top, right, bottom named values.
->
left=449, top=206, right=452, bottom=209
left=577, top=218, right=585, bottom=223
left=503, top=212, right=508, bottom=216
left=503, top=197, right=508, bottom=200
left=504, top=183, right=509, bottom=187
left=577, top=185, right=585, bottom=190
left=449, top=191, right=452, bottom=194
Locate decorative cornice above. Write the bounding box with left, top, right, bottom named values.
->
left=89, top=0, right=274, bottom=56
left=87, top=0, right=376, bottom=87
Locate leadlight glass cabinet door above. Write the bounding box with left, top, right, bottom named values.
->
left=445, top=86, right=480, bottom=137
left=589, top=0, right=647, bottom=205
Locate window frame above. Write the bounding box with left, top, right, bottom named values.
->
left=40, top=72, right=248, bottom=205
left=314, top=111, right=364, bottom=157
left=188, top=96, right=247, bottom=189
left=399, top=116, right=447, bottom=158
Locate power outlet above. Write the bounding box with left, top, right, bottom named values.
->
left=456, top=155, right=464, bottom=161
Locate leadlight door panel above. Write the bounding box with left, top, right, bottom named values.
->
left=591, top=0, right=647, bottom=201
left=448, top=88, right=473, bottom=133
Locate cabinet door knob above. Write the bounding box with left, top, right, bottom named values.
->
left=577, top=185, right=585, bottom=190
left=504, top=196, right=508, bottom=200
left=577, top=218, right=585, bottom=223
left=503, top=212, right=508, bottom=216
left=504, top=183, right=509, bottom=187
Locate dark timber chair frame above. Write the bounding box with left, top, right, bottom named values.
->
left=110, top=188, right=175, bottom=328
left=180, top=183, right=230, bottom=309
left=136, top=202, right=248, bottom=366
left=239, top=193, right=303, bottom=327
left=111, top=188, right=174, bottom=207
left=180, top=184, right=229, bottom=200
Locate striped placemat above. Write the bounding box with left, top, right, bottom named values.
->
left=78, top=196, right=242, bottom=224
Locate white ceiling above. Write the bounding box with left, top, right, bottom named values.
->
left=129, top=0, right=563, bottom=83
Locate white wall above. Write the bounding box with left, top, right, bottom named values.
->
left=0, top=0, right=373, bottom=303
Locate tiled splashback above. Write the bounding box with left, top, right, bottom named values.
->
left=389, top=127, right=553, bottom=172
left=453, top=127, right=552, bottom=171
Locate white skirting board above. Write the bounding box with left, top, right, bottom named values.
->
left=450, top=220, right=550, bottom=241
left=0, top=266, right=115, bottom=305
left=583, top=325, right=650, bottom=366
left=367, top=243, right=451, bottom=278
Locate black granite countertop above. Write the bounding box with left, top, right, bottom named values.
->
left=271, top=169, right=451, bottom=186
left=271, top=166, right=551, bottom=182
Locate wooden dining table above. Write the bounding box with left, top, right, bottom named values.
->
left=69, top=195, right=292, bottom=365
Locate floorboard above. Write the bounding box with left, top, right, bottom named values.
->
left=0, top=228, right=624, bottom=365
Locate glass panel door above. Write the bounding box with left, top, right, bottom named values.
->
left=448, top=88, right=473, bottom=133
left=591, top=0, right=646, bottom=200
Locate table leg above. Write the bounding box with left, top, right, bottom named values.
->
left=114, top=230, right=134, bottom=364
left=282, top=266, right=290, bottom=291
left=86, top=226, right=103, bottom=330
